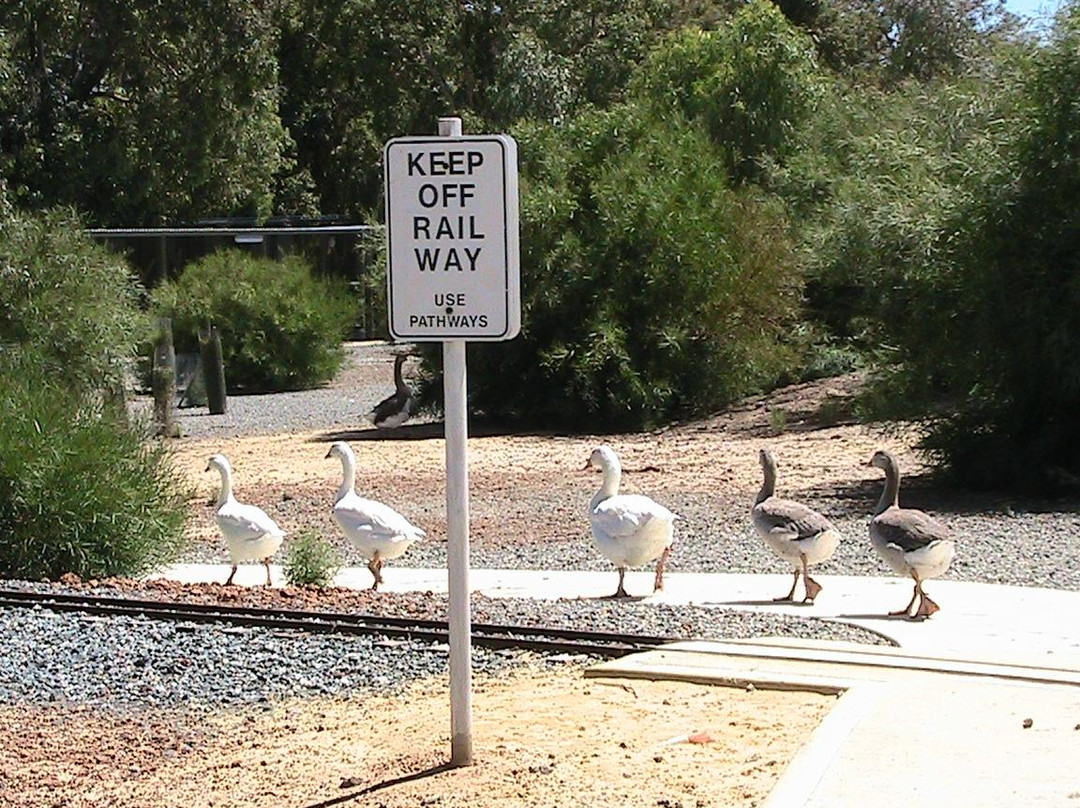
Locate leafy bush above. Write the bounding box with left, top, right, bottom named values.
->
left=437, top=105, right=802, bottom=430
left=904, top=6, right=1080, bottom=488
left=283, top=531, right=342, bottom=587
left=152, top=250, right=355, bottom=393
left=0, top=352, right=190, bottom=580
left=0, top=208, right=149, bottom=399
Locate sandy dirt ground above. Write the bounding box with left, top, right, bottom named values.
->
left=0, top=665, right=833, bottom=808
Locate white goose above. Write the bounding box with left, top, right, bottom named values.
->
left=206, top=454, right=284, bottom=586
left=326, top=440, right=425, bottom=590
left=752, top=448, right=841, bottom=603
left=868, top=449, right=956, bottom=618
left=586, top=445, right=678, bottom=598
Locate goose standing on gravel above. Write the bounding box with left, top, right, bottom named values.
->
left=326, top=440, right=425, bottom=590
left=370, top=353, right=414, bottom=429
left=868, top=449, right=956, bottom=618
left=752, top=448, right=842, bottom=603
left=206, top=454, right=285, bottom=587
left=586, top=445, right=678, bottom=598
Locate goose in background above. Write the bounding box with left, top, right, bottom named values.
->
left=868, top=449, right=956, bottom=618
left=752, top=448, right=841, bottom=603
left=370, top=353, right=415, bottom=429
left=326, top=440, right=425, bottom=590
left=586, top=445, right=678, bottom=598
left=206, top=454, right=285, bottom=586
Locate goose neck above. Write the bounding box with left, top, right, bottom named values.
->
left=875, top=465, right=900, bottom=515
left=394, top=357, right=408, bottom=393
left=594, top=461, right=621, bottom=502
left=215, top=465, right=234, bottom=508
left=336, top=451, right=357, bottom=502
left=756, top=462, right=776, bottom=506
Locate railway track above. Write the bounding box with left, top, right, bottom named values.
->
left=0, top=589, right=674, bottom=658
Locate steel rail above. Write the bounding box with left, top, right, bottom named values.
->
left=0, top=589, right=673, bottom=658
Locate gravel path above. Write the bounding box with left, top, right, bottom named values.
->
left=0, top=607, right=546, bottom=711
left=0, top=585, right=890, bottom=711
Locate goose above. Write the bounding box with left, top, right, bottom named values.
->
left=325, top=440, right=425, bottom=590
left=370, top=353, right=414, bottom=429
left=206, top=454, right=285, bottom=586
left=752, top=448, right=841, bottom=603
left=868, top=449, right=956, bottom=618
left=585, top=445, right=678, bottom=598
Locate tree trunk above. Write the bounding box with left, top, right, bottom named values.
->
left=200, top=324, right=227, bottom=415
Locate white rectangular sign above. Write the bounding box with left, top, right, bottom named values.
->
left=384, top=134, right=520, bottom=341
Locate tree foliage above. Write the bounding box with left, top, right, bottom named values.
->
left=0, top=0, right=304, bottom=225
left=633, top=1, right=825, bottom=181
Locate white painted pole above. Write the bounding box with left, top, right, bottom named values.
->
left=439, top=115, right=473, bottom=767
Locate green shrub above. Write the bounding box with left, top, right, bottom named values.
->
left=283, top=531, right=342, bottom=588
left=431, top=105, right=802, bottom=430
left=152, top=250, right=355, bottom=393
left=903, top=6, right=1080, bottom=488
left=0, top=352, right=190, bottom=580
left=0, top=208, right=149, bottom=399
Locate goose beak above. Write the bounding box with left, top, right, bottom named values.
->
left=582, top=460, right=591, bottom=471
left=324, top=448, right=333, bottom=459
left=204, top=463, right=211, bottom=472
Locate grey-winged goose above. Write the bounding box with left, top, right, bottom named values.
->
left=371, top=353, right=414, bottom=429
left=867, top=449, right=955, bottom=618
left=752, top=448, right=841, bottom=603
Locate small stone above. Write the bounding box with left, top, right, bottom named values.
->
left=340, top=777, right=363, bottom=789
left=1022, top=718, right=1033, bottom=729
left=745, top=683, right=756, bottom=692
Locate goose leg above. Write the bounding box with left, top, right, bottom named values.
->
left=889, top=578, right=919, bottom=617
left=800, top=554, right=822, bottom=603
left=774, top=570, right=800, bottom=602
left=653, top=547, right=671, bottom=592
left=914, top=578, right=941, bottom=618
left=612, top=567, right=630, bottom=598
left=367, top=552, right=383, bottom=591
left=225, top=564, right=238, bottom=586
left=263, top=558, right=273, bottom=587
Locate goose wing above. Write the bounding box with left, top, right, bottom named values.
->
left=334, top=495, right=425, bottom=540
left=216, top=501, right=283, bottom=541
left=371, top=390, right=413, bottom=425
left=872, top=508, right=949, bottom=553
left=590, top=494, right=676, bottom=538
left=754, top=497, right=834, bottom=542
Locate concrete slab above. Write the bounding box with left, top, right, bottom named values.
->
left=770, top=677, right=1080, bottom=808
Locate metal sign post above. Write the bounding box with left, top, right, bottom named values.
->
left=384, top=116, right=520, bottom=767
